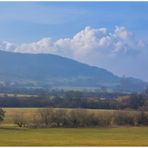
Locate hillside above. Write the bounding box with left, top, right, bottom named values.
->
left=0, top=50, right=147, bottom=92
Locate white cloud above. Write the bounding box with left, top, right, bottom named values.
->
left=0, top=25, right=146, bottom=62
left=0, top=40, right=16, bottom=52
left=15, top=38, right=58, bottom=54
left=114, top=26, right=132, bottom=40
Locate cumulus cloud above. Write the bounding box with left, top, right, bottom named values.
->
left=114, top=26, right=132, bottom=40
left=15, top=38, right=58, bottom=54
left=0, top=26, right=146, bottom=62
left=0, top=40, right=16, bottom=52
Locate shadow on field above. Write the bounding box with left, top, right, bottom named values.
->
left=0, top=127, right=27, bottom=131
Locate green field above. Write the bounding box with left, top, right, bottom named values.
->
left=0, top=108, right=147, bottom=146
left=0, top=127, right=148, bottom=146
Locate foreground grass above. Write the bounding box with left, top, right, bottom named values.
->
left=0, top=127, right=147, bottom=146
left=1, top=108, right=148, bottom=146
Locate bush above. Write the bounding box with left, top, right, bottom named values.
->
left=13, top=112, right=27, bottom=127
left=52, top=109, right=68, bottom=127
left=68, top=109, right=96, bottom=127
left=68, top=109, right=86, bottom=127
left=0, top=108, right=5, bottom=123
left=138, top=111, right=148, bottom=125
left=113, top=111, right=137, bottom=126
left=37, top=108, right=55, bottom=127
left=93, top=112, right=113, bottom=127
left=67, top=109, right=112, bottom=127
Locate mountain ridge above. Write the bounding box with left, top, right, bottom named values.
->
left=0, top=50, right=147, bottom=92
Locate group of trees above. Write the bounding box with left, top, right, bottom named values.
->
left=13, top=109, right=148, bottom=128
left=117, top=89, right=148, bottom=110
left=0, top=95, right=125, bottom=108
left=0, top=87, right=126, bottom=98
left=0, top=90, right=148, bottom=110
left=0, top=106, right=147, bottom=128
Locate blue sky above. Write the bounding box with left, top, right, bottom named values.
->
left=0, top=2, right=148, bottom=42
left=0, top=2, right=148, bottom=81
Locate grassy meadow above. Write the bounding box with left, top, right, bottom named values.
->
left=0, top=127, right=148, bottom=146
left=0, top=108, right=147, bottom=146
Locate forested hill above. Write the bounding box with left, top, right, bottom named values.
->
left=0, top=50, right=147, bottom=92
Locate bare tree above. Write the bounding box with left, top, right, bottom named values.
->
left=13, top=112, right=27, bottom=127
left=53, top=109, right=68, bottom=127
left=68, top=109, right=94, bottom=127
left=37, top=108, right=54, bottom=127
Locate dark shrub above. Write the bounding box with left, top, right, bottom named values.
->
left=68, top=109, right=95, bottom=127
left=113, top=111, right=137, bottom=126
left=93, top=112, right=113, bottom=127
left=0, top=108, right=5, bottom=123
left=138, top=111, right=148, bottom=125
left=52, top=109, right=69, bottom=127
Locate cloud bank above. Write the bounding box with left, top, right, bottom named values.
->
left=0, top=26, right=147, bottom=80
left=0, top=26, right=145, bottom=58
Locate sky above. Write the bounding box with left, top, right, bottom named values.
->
left=0, top=2, right=148, bottom=81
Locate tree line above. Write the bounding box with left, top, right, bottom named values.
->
left=10, top=109, right=148, bottom=128
left=0, top=89, right=148, bottom=110
left=0, top=107, right=147, bottom=128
